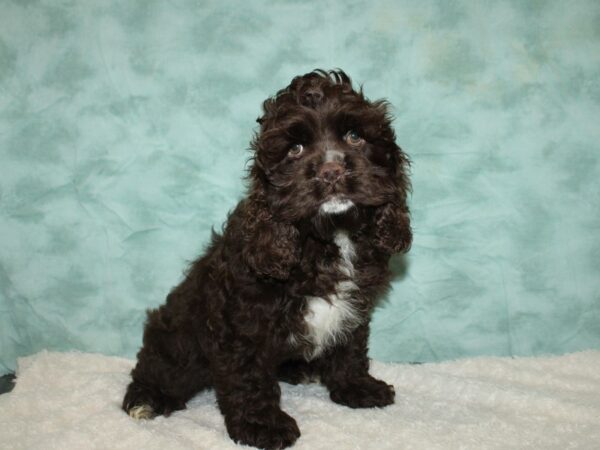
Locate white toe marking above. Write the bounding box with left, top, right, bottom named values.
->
left=128, top=404, right=154, bottom=420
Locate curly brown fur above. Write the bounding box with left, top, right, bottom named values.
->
left=123, top=69, right=412, bottom=449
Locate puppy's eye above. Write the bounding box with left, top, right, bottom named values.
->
left=288, top=144, right=304, bottom=158
left=345, top=130, right=364, bottom=146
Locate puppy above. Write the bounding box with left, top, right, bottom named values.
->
left=123, top=69, right=412, bottom=449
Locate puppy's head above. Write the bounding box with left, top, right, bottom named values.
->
left=243, top=70, right=411, bottom=277
left=251, top=70, right=410, bottom=228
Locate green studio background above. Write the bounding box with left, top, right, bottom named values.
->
left=1, top=0, right=599, bottom=373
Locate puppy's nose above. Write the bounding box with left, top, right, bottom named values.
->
left=318, top=161, right=344, bottom=184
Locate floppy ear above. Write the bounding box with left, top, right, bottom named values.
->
left=240, top=175, right=301, bottom=280
left=373, top=147, right=412, bottom=254
left=373, top=201, right=412, bottom=254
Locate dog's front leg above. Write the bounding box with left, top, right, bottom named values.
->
left=319, top=324, right=395, bottom=409
left=212, top=351, right=300, bottom=450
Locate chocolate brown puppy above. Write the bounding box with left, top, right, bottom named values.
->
left=123, top=69, right=412, bottom=449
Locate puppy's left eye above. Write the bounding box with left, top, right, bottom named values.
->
left=345, top=130, right=364, bottom=146
left=288, top=144, right=304, bottom=158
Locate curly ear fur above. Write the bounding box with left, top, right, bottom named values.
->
left=240, top=183, right=301, bottom=280
left=373, top=202, right=412, bottom=254
left=373, top=148, right=412, bottom=254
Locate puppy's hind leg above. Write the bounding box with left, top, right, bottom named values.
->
left=123, top=353, right=211, bottom=420
left=123, top=306, right=212, bottom=419
left=123, top=380, right=173, bottom=420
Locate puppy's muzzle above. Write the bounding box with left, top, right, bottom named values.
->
left=318, top=161, right=344, bottom=184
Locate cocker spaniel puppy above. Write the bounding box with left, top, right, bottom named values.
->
left=123, top=69, right=412, bottom=449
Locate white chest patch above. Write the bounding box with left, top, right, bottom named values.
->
left=295, top=231, right=361, bottom=359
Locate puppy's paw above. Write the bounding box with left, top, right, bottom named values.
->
left=329, top=376, right=395, bottom=408
left=127, top=404, right=156, bottom=420
left=122, top=380, right=186, bottom=418
left=226, top=407, right=300, bottom=450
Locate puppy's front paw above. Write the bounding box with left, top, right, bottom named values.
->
left=225, top=407, right=300, bottom=450
left=330, top=376, right=395, bottom=408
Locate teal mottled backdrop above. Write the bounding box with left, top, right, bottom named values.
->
left=1, top=0, right=599, bottom=372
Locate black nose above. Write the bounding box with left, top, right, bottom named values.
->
left=318, top=161, right=344, bottom=184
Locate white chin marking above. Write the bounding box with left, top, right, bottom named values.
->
left=320, top=198, right=354, bottom=214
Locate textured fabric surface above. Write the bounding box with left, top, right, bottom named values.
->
left=1, top=351, right=599, bottom=449
left=1, top=0, right=600, bottom=372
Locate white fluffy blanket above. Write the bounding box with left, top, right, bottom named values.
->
left=1, top=351, right=599, bottom=449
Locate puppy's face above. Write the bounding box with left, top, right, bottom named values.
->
left=253, top=71, right=406, bottom=222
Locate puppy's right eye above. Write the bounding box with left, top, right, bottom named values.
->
left=344, top=130, right=364, bottom=146
left=288, top=144, right=304, bottom=158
